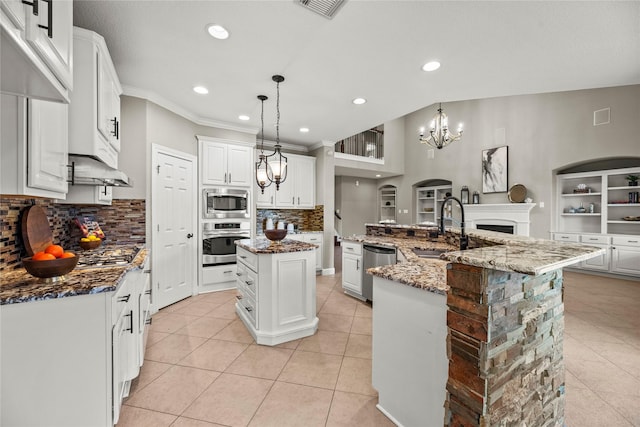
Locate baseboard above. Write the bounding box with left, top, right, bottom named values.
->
left=321, top=268, right=335, bottom=275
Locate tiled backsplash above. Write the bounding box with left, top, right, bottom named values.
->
left=256, top=205, right=324, bottom=234
left=0, top=197, right=145, bottom=271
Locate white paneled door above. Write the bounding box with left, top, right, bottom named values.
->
left=152, top=146, right=197, bottom=310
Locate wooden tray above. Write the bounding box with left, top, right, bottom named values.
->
left=20, top=206, right=53, bottom=256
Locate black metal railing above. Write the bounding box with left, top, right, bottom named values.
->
left=335, top=128, right=384, bottom=160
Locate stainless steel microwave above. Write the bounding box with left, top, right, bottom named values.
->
left=203, top=188, right=249, bottom=219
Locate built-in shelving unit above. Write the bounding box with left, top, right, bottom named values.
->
left=553, top=166, right=640, bottom=277
left=416, top=185, right=452, bottom=226
left=379, top=186, right=397, bottom=223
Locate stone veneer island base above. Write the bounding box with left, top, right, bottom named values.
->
left=355, top=224, right=603, bottom=427
left=235, top=238, right=318, bottom=346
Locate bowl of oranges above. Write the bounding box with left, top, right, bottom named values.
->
left=79, top=234, right=102, bottom=250
left=22, top=244, right=78, bottom=279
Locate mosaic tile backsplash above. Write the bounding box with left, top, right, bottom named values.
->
left=0, top=197, right=145, bottom=271
left=256, top=205, right=324, bottom=234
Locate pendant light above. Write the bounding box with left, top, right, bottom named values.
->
left=255, top=95, right=270, bottom=194
left=265, top=75, right=288, bottom=190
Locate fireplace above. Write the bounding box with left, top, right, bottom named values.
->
left=464, top=203, right=535, bottom=236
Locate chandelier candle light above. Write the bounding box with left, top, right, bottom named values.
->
left=265, top=75, right=288, bottom=190
left=418, top=103, right=463, bottom=149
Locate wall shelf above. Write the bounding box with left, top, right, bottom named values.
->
left=379, top=186, right=397, bottom=223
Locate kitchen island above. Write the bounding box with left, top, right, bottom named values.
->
left=0, top=245, right=150, bottom=427
left=344, top=225, right=604, bottom=427
left=235, top=238, right=318, bottom=346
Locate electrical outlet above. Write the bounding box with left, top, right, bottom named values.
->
left=539, top=202, right=544, bottom=208
left=403, top=209, right=408, bottom=214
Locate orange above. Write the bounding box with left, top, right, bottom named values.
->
left=33, top=252, right=56, bottom=261
left=44, top=244, right=64, bottom=258
left=60, top=252, right=75, bottom=258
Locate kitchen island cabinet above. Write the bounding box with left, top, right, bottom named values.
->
left=235, top=239, right=318, bottom=345
left=0, top=248, right=149, bottom=427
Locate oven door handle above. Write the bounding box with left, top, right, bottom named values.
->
left=202, top=231, right=250, bottom=238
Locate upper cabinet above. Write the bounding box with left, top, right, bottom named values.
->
left=68, top=27, right=121, bottom=169
left=1, top=94, right=68, bottom=199
left=1, top=0, right=73, bottom=102
left=200, top=137, right=253, bottom=187
left=257, top=153, right=316, bottom=209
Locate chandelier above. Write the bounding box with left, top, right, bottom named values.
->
left=255, top=94, right=270, bottom=193
left=264, top=75, right=288, bottom=190
left=418, top=103, right=463, bottom=149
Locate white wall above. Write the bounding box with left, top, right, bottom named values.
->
left=378, top=85, right=640, bottom=238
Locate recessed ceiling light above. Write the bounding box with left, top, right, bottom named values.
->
left=422, top=61, right=441, bottom=72
left=352, top=98, right=366, bottom=105
left=299, top=127, right=309, bottom=133
left=238, top=115, right=250, bottom=121
left=206, top=24, right=229, bottom=40
left=375, top=174, right=381, bottom=178
left=193, top=86, right=209, bottom=94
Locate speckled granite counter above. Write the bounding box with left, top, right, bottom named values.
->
left=345, top=226, right=604, bottom=294
left=236, top=238, right=317, bottom=254
left=0, top=247, right=148, bottom=305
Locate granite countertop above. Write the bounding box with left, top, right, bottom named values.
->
left=344, top=226, right=604, bottom=294
left=0, top=247, right=148, bottom=305
left=236, top=238, right=318, bottom=254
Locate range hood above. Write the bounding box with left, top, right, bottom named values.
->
left=68, top=155, right=132, bottom=187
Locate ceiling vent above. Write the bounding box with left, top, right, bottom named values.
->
left=296, top=0, right=345, bottom=19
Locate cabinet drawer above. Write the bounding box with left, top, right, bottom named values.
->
left=202, top=265, right=237, bottom=285
left=580, top=235, right=610, bottom=245
left=239, top=293, right=257, bottom=327
left=553, top=233, right=579, bottom=243
left=342, top=241, right=362, bottom=255
left=612, top=236, right=640, bottom=247
left=237, top=248, right=257, bottom=271
left=243, top=269, right=257, bottom=299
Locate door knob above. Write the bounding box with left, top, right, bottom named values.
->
left=187, top=233, right=193, bottom=238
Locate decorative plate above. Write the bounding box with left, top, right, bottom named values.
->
left=508, top=184, right=527, bottom=203
left=622, top=216, right=640, bottom=221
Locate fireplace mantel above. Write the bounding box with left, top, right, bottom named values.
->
left=464, top=203, right=536, bottom=236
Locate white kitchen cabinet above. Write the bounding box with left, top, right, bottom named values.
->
left=1, top=94, right=68, bottom=199
left=59, top=185, right=113, bottom=205
left=289, top=233, right=323, bottom=271
left=1, top=0, right=72, bottom=102
left=0, top=263, right=150, bottom=427
left=342, top=241, right=363, bottom=298
left=235, top=246, right=317, bottom=345
left=68, top=27, right=120, bottom=169
left=200, top=264, right=238, bottom=293
left=200, top=137, right=253, bottom=187
left=260, top=153, right=316, bottom=209
left=611, top=236, right=640, bottom=276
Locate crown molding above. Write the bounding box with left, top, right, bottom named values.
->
left=309, top=140, right=336, bottom=151
left=122, top=85, right=259, bottom=135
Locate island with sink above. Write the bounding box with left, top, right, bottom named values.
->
left=235, top=238, right=318, bottom=346
left=342, top=223, right=603, bottom=427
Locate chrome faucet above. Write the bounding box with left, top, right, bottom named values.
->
left=440, top=196, right=469, bottom=251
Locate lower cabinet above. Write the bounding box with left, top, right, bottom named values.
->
left=0, top=265, right=150, bottom=427
left=552, top=232, right=640, bottom=277
left=288, top=233, right=323, bottom=271
left=341, top=241, right=363, bottom=299
left=200, top=264, right=237, bottom=293
left=235, top=246, right=317, bottom=346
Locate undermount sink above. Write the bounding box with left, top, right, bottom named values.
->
left=412, top=248, right=449, bottom=259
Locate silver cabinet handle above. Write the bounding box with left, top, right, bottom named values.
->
left=356, top=259, right=359, bottom=270
left=246, top=280, right=253, bottom=286
left=224, top=172, right=227, bottom=183
left=223, top=270, right=233, bottom=274
left=271, top=196, right=273, bottom=204
left=235, top=272, right=242, bottom=277
left=292, top=197, right=295, bottom=204
left=229, top=173, right=231, bottom=182
left=298, top=197, right=300, bottom=205
left=628, top=240, right=638, bottom=243
left=245, top=306, right=253, bottom=312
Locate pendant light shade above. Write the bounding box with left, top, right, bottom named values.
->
left=265, top=75, right=288, bottom=190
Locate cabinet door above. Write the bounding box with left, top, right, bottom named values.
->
left=27, top=99, right=68, bottom=195
left=108, top=81, right=121, bottom=152
left=295, top=155, right=316, bottom=208
left=112, top=309, right=129, bottom=425
left=202, top=142, right=227, bottom=185
left=25, top=0, right=73, bottom=90
left=274, top=176, right=296, bottom=208
left=256, top=182, right=275, bottom=208
left=306, top=234, right=323, bottom=270
left=580, top=244, right=610, bottom=272
left=611, top=246, right=640, bottom=275
left=1, top=0, right=26, bottom=30
left=97, top=52, right=112, bottom=142
left=227, top=145, right=252, bottom=186
left=342, top=253, right=362, bottom=295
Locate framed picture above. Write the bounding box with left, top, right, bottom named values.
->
left=482, top=146, right=508, bottom=193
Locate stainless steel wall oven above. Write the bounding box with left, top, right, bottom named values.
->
left=202, top=221, right=250, bottom=266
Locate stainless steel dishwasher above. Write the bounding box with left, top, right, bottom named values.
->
left=362, top=244, right=397, bottom=301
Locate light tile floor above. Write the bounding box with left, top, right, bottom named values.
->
left=118, top=270, right=640, bottom=427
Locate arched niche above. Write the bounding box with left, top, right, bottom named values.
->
left=378, top=184, right=397, bottom=223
